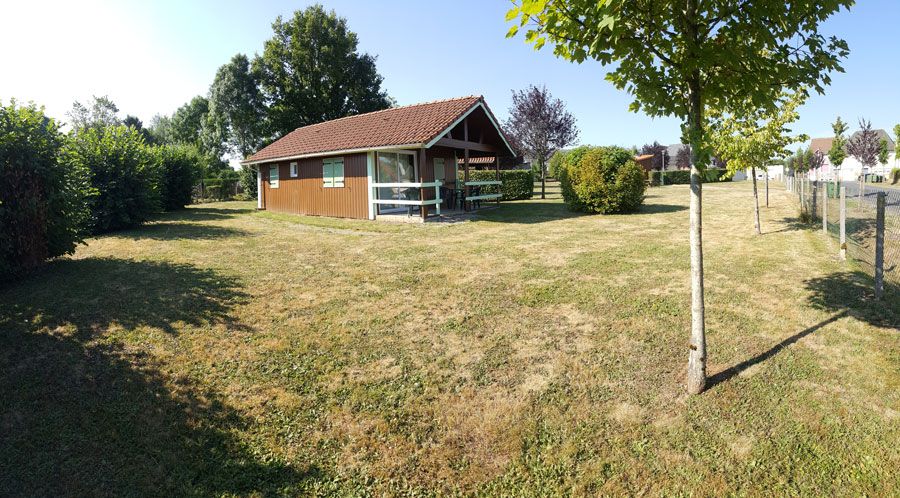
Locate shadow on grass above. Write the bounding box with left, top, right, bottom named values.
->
left=804, top=270, right=900, bottom=329
left=157, top=205, right=255, bottom=222
left=764, top=217, right=810, bottom=235
left=708, top=271, right=898, bottom=391
left=0, top=257, right=317, bottom=495
left=707, top=311, right=849, bottom=390
left=110, top=222, right=252, bottom=241
left=477, top=199, right=685, bottom=224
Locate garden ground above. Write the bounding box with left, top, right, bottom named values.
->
left=1, top=182, right=897, bottom=496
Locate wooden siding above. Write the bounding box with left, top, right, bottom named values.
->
left=260, top=152, right=369, bottom=219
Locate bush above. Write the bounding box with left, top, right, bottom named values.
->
left=558, top=146, right=645, bottom=214
left=892, top=168, right=900, bottom=185
left=157, top=144, right=201, bottom=211
left=548, top=150, right=566, bottom=178
left=201, top=169, right=241, bottom=201
left=66, top=125, right=160, bottom=234
left=238, top=164, right=258, bottom=198
left=468, top=169, right=534, bottom=200
left=0, top=101, right=88, bottom=279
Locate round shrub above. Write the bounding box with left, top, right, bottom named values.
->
left=559, top=146, right=645, bottom=214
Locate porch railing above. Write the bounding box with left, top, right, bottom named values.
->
left=371, top=181, right=442, bottom=216
left=461, top=180, right=502, bottom=201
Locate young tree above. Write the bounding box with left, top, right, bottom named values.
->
left=894, top=124, right=900, bottom=168
left=846, top=119, right=880, bottom=204
left=504, top=85, right=579, bottom=199
left=709, top=92, right=807, bottom=234
left=878, top=138, right=889, bottom=169
left=252, top=5, right=393, bottom=139
left=507, top=0, right=851, bottom=394
left=829, top=116, right=849, bottom=179
left=675, top=145, right=692, bottom=169
left=207, top=54, right=266, bottom=158
left=640, top=141, right=669, bottom=171
left=67, top=95, right=121, bottom=133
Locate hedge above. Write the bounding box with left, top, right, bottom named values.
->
left=468, top=169, right=534, bottom=200
left=891, top=167, right=900, bottom=185
left=1, top=101, right=88, bottom=279
left=558, top=146, right=645, bottom=214
left=65, top=125, right=161, bottom=234
left=648, top=168, right=729, bottom=186
left=157, top=144, right=200, bottom=210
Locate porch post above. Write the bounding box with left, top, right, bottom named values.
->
left=420, top=148, right=428, bottom=220
left=463, top=118, right=470, bottom=211
left=256, top=166, right=264, bottom=210
left=495, top=156, right=501, bottom=206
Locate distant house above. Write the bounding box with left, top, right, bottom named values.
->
left=242, top=96, right=515, bottom=220
left=809, top=129, right=896, bottom=181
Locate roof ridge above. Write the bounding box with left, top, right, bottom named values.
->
left=296, top=95, right=482, bottom=132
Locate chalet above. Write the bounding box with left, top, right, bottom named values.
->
left=242, top=96, right=516, bottom=221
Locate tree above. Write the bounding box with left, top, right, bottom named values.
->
left=1, top=100, right=88, bottom=279
left=207, top=54, right=267, bottom=159
left=709, top=91, right=807, bottom=234
left=675, top=145, right=692, bottom=169
left=504, top=85, right=579, bottom=199
left=157, top=144, right=201, bottom=211
left=878, top=137, right=889, bottom=167
left=252, top=5, right=393, bottom=139
left=829, top=117, right=848, bottom=173
left=507, top=0, right=851, bottom=394
left=847, top=119, right=880, bottom=204
left=640, top=141, right=669, bottom=171
left=894, top=124, right=900, bottom=168
left=67, top=95, right=121, bottom=132
left=123, top=114, right=155, bottom=144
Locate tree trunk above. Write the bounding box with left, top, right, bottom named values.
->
left=540, top=159, right=546, bottom=200
left=765, top=174, right=769, bottom=207
left=858, top=173, right=865, bottom=209
left=685, top=79, right=707, bottom=395
left=751, top=166, right=761, bottom=234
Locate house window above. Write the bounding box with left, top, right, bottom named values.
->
left=269, top=165, right=279, bottom=188
left=434, top=158, right=445, bottom=183
left=290, top=162, right=298, bottom=177
left=323, top=158, right=344, bottom=188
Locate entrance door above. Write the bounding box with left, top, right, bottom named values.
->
left=376, top=151, right=417, bottom=213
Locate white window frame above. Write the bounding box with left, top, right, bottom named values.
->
left=290, top=162, right=298, bottom=177
left=269, top=165, right=279, bottom=189
left=323, top=157, right=345, bottom=188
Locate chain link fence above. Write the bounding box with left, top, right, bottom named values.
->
left=788, top=174, right=899, bottom=288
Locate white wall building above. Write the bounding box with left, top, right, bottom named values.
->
left=808, top=130, right=897, bottom=182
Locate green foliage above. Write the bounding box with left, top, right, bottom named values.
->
left=648, top=169, right=728, bottom=186
left=202, top=170, right=241, bottom=201
left=207, top=54, right=266, bottom=158
left=157, top=144, right=201, bottom=211
left=558, top=146, right=645, bottom=214
left=891, top=168, right=900, bottom=185
left=547, top=149, right=566, bottom=178
left=507, top=1, right=851, bottom=173
left=238, top=164, right=258, bottom=198
left=66, top=125, right=160, bottom=234
left=878, top=138, right=889, bottom=165
left=68, top=95, right=121, bottom=133
left=468, top=170, right=534, bottom=200
left=252, top=5, right=393, bottom=139
left=1, top=101, right=88, bottom=279
left=708, top=91, right=807, bottom=176
left=829, top=117, right=849, bottom=167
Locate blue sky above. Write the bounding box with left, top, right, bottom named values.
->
left=2, top=1, right=898, bottom=149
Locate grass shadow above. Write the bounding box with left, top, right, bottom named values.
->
left=157, top=205, right=256, bottom=222
left=0, top=257, right=320, bottom=495
left=707, top=311, right=849, bottom=390
left=804, top=270, right=900, bottom=329
left=110, top=222, right=252, bottom=241
left=636, top=203, right=687, bottom=214
left=765, top=217, right=810, bottom=235
left=478, top=198, right=685, bottom=224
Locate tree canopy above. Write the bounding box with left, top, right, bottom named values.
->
left=252, top=4, right=393, bottom=140
left=207, top=54, right=266, bottom=159
left=847, top=119, right=880, bottom=168
left=829, top=116, right=849, bottom=168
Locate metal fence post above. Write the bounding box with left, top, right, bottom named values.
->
left=875, top=192, right=886, bottom=299
left=811, top=181, right=818, bottom=222
left=822, top=182, right=828, bottom=235
left=839, top=186, right=847, bottom=260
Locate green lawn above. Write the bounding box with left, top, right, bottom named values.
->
left=2, top=182, right=898, bottom=496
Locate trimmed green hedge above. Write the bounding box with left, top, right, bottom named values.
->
left=468, top=169, right=534, bottom=200
left=648, top=168, right=729, bottom=186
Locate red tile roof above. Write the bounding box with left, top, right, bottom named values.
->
left=246, top=96, right=485, bottom=164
